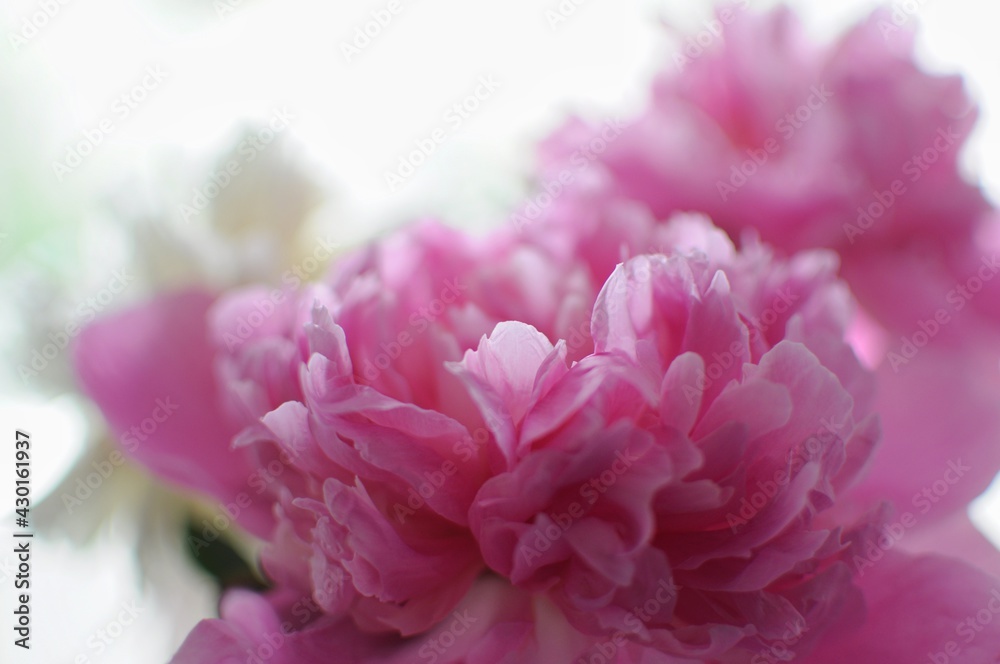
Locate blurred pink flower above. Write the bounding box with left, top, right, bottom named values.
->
left=536, top=5, right=1000, bottom=566
left=73, top=289, right=275, bottom=537
left=540, top=7, right=987, bottom=265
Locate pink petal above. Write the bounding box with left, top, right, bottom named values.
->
left=73, top=289, right=272, bottom=535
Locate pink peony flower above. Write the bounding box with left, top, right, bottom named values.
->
left=77, top=207, right=1000, bottom=662
left=71, top=7, right=1000, bottom=663
left=539, top=7, right=987, bottom=264
left=73, top=289, right=275, bottom=537
left=535, top=5, right=1000, bottom=568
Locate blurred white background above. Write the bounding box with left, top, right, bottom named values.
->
left=1, top=0, right=999, bottom=661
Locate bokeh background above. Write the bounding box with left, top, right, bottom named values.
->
left=1, top=0, right=998, bottom=661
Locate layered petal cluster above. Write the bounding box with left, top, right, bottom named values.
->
left=79, top=212, right=904, bottom=662
left=461, top=219, right=880, bottom=659
left=534, top=5, right=1000, bottom=562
